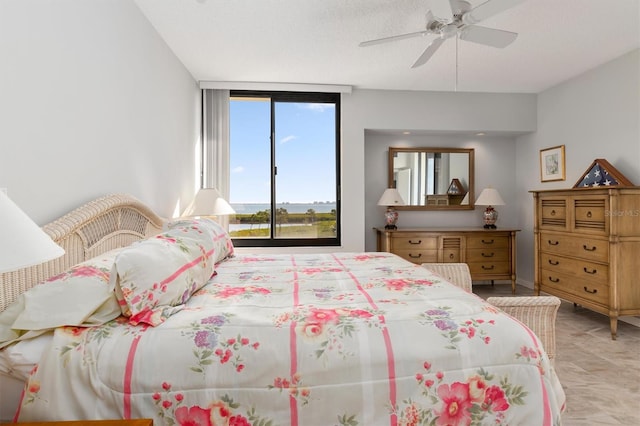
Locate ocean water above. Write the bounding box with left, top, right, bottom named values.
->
left=231, top=202, right=336, bottom=214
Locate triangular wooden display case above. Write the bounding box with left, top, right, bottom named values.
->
left=447, top=178, right=466, bottom=195
left=573, top=159, right=634, bottom=188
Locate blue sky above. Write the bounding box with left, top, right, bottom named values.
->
left=229, top=99, right=336, bottom=204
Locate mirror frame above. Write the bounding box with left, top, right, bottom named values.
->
left=388, top=147, right=475, bottom=211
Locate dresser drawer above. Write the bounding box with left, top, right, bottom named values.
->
left=466, top=235, right=509, bottom=249
left=468, top=261, right=511, bottom=275
left=539, top=232, right=609, bottom=263
left=442, top=248, right=461, bottom=262
left=540, top=198, right=567, bottom=229
left=391, top=235, right=438, bottom=250
left=467, top=234, right=510, bottom=275
left=394, top=249, right=438, bottom=264
left=575, top=204, right=605, bottom=223
left=540, top=252, right=609, bottom=283
left=441, top=236, right=463, bottom=263
left=572, top=196, right=608, bottom=234
left=540, top=268, right=609, bottom=306
left=467, top=248, right=509, bottom=263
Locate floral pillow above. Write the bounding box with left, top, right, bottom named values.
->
left=111, top=218, right=233, bottom=326
left=45, top=248, right=120, bottom=287
left=0, top=250, right=123, bottom=348
left=167, top=217, right=235, bottom=264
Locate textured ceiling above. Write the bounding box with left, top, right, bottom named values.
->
left=134, top=0, right=640, bottom=93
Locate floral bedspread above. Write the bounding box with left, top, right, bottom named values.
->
left=15, top=252, right=565, bottom=425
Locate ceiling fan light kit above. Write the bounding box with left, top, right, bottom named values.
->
left=359, top=0, right=525, bottom=69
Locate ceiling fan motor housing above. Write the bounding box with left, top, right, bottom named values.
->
left=441, top=24, right=459, bottom=38
left=429, top=0, right=472, bottom=35
left=451, top=0, right=473, bottom=20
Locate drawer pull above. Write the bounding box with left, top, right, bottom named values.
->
left=408, top=240, right=422, bottom=245
left=586, top=211, right=592, bottom=218
left=583, top=245, right=596, bottom=252
left=448, top=253, right=455, bottom=259
left=481, top=252, right=495, bottom=258
left=549, top=276, right=560, bottom=283
left=408, top=253, right=422, bottom=258
left=548, top=240, right=559, bottom=246
left=482, top=265, right=495, bottom=270
left=548, top=259, right=559, bottom=266
left=482, top=239, right=494, bottom=244
left=583, top=286, right=598, bottom=294
left=550, top=209, right=556, bottom=216
left=583, top=267, right=597, bottom=275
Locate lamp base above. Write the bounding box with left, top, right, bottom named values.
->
left=482, top=206, right=499, bottom=229
left=384, top=207, right=399, bottom=230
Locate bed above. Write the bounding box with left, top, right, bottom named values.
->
left=0, top=194, right=566, bottom=425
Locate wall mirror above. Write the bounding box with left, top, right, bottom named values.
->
left=388, top=147, right=475, bottom=210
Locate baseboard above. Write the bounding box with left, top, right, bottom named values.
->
left=516, top=278, right=534, bottom=290
left=620, top=316, right=640, bottom=327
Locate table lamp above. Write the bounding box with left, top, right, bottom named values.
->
left=182, top=188, right=236, bottom=217
left=377, top=188, right=406, bottom=230
left=0, top=191, right=65, bottom=273
left=475, top=187, right=505, bottom=229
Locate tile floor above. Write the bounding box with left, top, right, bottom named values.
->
left=474, top=283, right=640, bottom=426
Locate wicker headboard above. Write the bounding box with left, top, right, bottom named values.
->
left=0, top=194, right=165, bottom=312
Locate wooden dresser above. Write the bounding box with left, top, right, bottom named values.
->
left=10, top=420, right=153, bottom=425
left=375, top=227, right=519, bottom=293
left=531, top=187, right=640, bottom=339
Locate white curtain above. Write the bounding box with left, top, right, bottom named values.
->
left=202, top=89, right=231, bottom=228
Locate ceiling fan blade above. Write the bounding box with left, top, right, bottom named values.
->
left=359, top=30, right=430, bottom=47
left=459, top=25, right=517, bottom=48
left=411, top=37, right=445, bottom=68
left=462, top=0, right=525, bottom=25
left=427, top=0, right=453, bottom=21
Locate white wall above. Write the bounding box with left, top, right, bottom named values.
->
left=343, top=89, right=536, bottom=252
left=2, top=0, right=636, bottom=270
left=0, top=0, right=200, bottom=224
left=364, top=132, right=519, bottom=252
left=515, top=49, right=640, bottom=286
left=235, top=88, right=537, bottom=256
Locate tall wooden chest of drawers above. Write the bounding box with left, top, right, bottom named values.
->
left=375, top=228, right=519, bottom=293
left=531, top=188, right=640, bottom=339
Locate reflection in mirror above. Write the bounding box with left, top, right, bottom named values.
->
left=389, top=147, right=474, bottom=210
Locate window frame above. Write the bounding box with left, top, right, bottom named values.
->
left=229, top=90, right=341, bottom=248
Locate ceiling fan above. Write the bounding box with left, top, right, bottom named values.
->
left=359, top=0, right=525, bottom=68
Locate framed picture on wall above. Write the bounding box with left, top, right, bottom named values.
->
left=540, top=145, right=566, bottom=182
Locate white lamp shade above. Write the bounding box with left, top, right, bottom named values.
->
left=0, top=191, right=65, bottom=273
left=182, top=188, right=236, bottom=217
left=475, top=188, right=505, bottom=206
left=377, top=188, right=406, bottom=206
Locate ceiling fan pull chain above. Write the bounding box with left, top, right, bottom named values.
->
left=455, top=35, right=459, bottom=92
